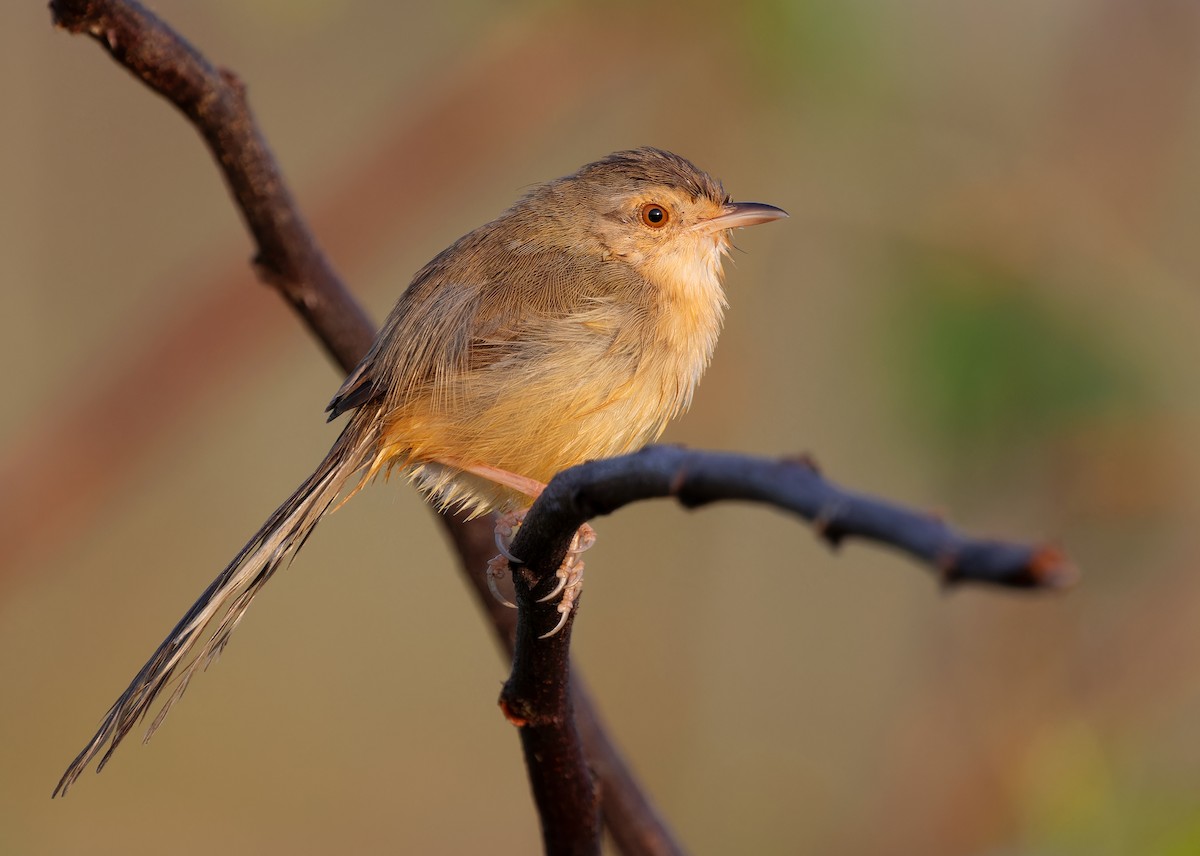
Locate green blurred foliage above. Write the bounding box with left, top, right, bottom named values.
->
left=885, top=247, right=1146, bottom=463
left=1022, top=723, right=1200, bottom=856
left=738, top=0, right=880, bottom=100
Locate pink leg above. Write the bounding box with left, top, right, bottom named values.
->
left=438, top=458, right=547, bottom=502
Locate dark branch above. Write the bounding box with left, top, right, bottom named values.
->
left=501, top=569, right=596, bottom=855
left=507, top=446, right=1079, bottom=597
left=442, top=511, right=683, bottom=856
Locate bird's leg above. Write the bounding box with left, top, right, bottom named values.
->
left=488, top=508, right=595, bottom=637
left=450, top=461, right=548, bottom=503
left=444, top=460, right=595, bottom=637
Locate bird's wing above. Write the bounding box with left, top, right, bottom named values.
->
left=325, top=238, right=647, bottom=420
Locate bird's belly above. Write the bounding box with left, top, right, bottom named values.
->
left=374, top=333, right=704, bottom=513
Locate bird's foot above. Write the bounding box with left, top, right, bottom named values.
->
left=487, top=510, right=525, bottom=608
left=486, top=513, right=596, bottom=637
left=536, top=524, right=595, bottom=604
left=538, top=524, right=595, bottom=639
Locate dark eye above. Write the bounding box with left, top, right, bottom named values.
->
left=640, top=202, right=669, bottom=228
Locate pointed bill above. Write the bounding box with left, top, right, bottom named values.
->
left=695, top=201, right=788, bottom=234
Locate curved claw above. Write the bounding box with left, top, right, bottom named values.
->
left=487, top=575, right=517, bottom=609
left=486, top=556, right=517, bottom=609
left=493, top=529, right=522, bottom=564
left=537, top=571, right=569, bottom=603
left=538, top=605, right=572, bottom=639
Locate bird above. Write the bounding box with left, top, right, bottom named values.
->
left=53, top=147, right=786, bottom=795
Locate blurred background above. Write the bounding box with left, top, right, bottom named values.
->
left=4, top=0, right=1200, bottom=853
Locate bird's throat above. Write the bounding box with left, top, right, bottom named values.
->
left=639, top=237, right=729, bottom=413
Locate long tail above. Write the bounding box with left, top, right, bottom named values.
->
left=54, top=417, right=380, bottom=796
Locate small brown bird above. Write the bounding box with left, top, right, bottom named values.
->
left=54, top=147, right=785, bottom=794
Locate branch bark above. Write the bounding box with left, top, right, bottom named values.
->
left=507, top=447, right=1077, bottom=596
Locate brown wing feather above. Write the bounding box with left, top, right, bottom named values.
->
left=328, top=215, right=648, bottom=423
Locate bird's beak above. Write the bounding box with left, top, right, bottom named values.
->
left=695, top=201, right=788, bottom=234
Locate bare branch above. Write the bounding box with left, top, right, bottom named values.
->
left=441, top=511, right=684, bottom=856
left=507, top=446, right=1079, bottom=596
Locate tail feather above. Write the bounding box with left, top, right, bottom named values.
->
left=54, top=419, right=379, bottom=797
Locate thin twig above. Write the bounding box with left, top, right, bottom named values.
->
left=508, top=446, right=1079, bottom=595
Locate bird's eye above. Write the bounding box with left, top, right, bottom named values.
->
left=640, top=202, right=670, bottom=228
